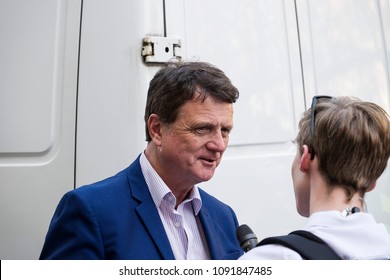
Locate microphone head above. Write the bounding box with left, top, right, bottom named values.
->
left=236, top=224, right=258, bottom=252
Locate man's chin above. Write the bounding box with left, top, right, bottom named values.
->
left=198, top=172, right=215, bottom=183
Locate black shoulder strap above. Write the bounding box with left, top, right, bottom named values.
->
left=256, top=230, right=341, bottom=260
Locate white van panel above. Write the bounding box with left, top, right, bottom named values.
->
left=0, top=0, right=389, bottom=259
left=297, top=0, right=390, bottom=109
left=0, top=1, right=55, bottom=154
left=75, top=0, right=163, bottom=186
left=0, top=0, right=81, bottom=259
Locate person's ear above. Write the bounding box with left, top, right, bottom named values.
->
left=147, top=114, right=163, bottom=145
left=299, top=145, right=311, bottom=172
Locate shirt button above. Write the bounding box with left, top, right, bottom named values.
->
left=174, top=222, right=181, bottom=228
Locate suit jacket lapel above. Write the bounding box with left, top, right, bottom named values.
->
left=198, top=205, right=224, bottom=260
left=126, top=156, right=175, bottom=260
left=135, top=200, right=175, bottom=259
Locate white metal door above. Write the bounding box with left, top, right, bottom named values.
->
left=0, top=0, right=81, bottom=259
left=75, top=0, right=164, bottom=186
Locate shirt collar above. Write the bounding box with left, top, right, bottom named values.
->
left=139, top=152, right=202, bottom=214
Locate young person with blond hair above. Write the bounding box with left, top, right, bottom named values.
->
left=240, top=96, right=390, bottom=260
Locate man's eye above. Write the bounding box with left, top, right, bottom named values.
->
left=195, top=127, right=210, bottom=134
left=221, top=128, right=231, bottom=137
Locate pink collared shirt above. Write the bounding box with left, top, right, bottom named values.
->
left=140, top=152, right=210, bottom=259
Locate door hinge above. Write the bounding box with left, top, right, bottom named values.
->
left=141, top=36, right=182, bottom=64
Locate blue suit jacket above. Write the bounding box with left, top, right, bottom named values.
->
left=40, top=155, right=243, bottom=260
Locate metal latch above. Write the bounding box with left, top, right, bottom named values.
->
left=141, top=36, right=182, bottom=63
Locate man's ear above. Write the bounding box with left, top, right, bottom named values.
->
left=299, top=145, right=311, bottom=172
left=147, top=114, right=163, bottom=145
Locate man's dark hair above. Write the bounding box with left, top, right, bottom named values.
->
left=144, top=61, right=239, bottom=141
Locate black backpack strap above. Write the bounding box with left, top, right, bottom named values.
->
left=256, top=230, right=341, bottom=260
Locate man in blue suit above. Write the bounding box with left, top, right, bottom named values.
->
left=40, top=61, right=243, bottom=260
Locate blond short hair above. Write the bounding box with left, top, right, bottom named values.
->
left=296, top=96, right=390, bottom=199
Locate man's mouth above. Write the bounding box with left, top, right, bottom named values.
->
left=200, top=157, right=217, bottom=163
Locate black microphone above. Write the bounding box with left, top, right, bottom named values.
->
left=236, top=224, right=258, bottom=252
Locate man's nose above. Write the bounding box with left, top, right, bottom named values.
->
left=206, top=131, right=227, bottom=152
